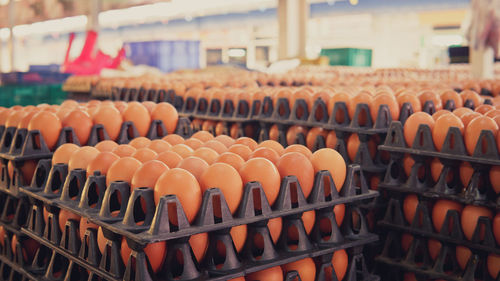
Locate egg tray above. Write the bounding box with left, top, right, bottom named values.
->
left=179, top=96, right=263, bottom=123
left=0, top=116, right=192, bottom=161
left=190, top=119, right=261, bottom=141
left=378, top=121, right=500, bottom=207
left=0, top=118, right=192, bottom=197
left=374, top=230, right=500, bottom=281
left=257, top=124, right=388, bottom=174
left=0, top=191, right=30, bottom=233
left=0, top=228, right=52, bottom=281
left=21, top=201, right=377, bottom=281
left=376, top=196, right=500, bottom=256
left=22, top=161, right=377, bottom=244
left=110, top=87, right=177, bottom=105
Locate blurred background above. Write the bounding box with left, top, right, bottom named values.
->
left=0, top=0, right=477, bottom=73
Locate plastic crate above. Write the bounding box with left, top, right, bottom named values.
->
left=0, top=84, right=68, bottom=107
left=320, top=48, right=372, bottom=67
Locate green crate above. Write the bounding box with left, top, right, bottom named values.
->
left=320, top=48, right=372, bottom=66
left=0, top=84, right=67, bottom=107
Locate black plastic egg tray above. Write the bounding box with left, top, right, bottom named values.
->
left=378, top=121, right=500, bottom=209
left=375, top=230, right=500, bottom=281
left=0, top=117, right=192, bottom=198
left=19, top=164, right=379, bottom=281
left=111, top=87, right=177, bottom=105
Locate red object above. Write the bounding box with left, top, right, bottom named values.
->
left=62, top=30, right=124, bottom=75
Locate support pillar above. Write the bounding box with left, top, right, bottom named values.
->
left=278, top=0, right=308, bottom=60
left=470, top=46, right=494, bottom=79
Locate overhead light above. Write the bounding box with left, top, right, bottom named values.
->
left=349, top=0, right=358, bottom=5
left=12, top=15, right=87, bottom=37
left=228, top=48, right=246, bottom=57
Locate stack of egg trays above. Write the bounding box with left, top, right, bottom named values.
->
left=19, top=161, right=379, bottom=281
left=374, top=121, right=500, bottom=280
left=0, top=117, right=192, bottom=197
left=0, top=189, right=52, bottom=281
left=180, top=96, right=263, bottom=140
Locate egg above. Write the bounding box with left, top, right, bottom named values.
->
left=170, top=144, right=194, bottom=158
left=58, top=209, right=80, bottom=232
left=184, top=138, right=204, bottom=150
left=147, top=139, right=171, bottom=153
left=348, top=92, right=373, bottom=126
left=461, top=205, right=493, bottom=240
left=282, top=258, right=316, bottom=281
left=239, top=158, right=281, bottom=206
left=129, top=137, right=151, bottom=149
left=229, top=224, right=247, bottom=252
left=154, top=168, right=202, bottom=223
left=464, top=116, right=498, bottom=155
left=228, top=144, right=253, bottom=160
left=189, top=232, right=208, bottom=262
left=452, top=107, right=473, bottom=118
left=432, top=110, right=451, bottom=121
left=5, top=110, right=27, bottom=128
left=400, top=233, right=413, bottom=252
left=155, top=151, right=183, bottom=168
left=456, top=245, right=472, bottom=270
left=93, top=105, right=123, bottom=141
left=370, top=94, right=399, bottom=122
left=269, top=124, right=279, bottom=141
left=346, top=134, right=376, bottom=162
left=203, top=140, right=228, bottom=154
left=11, top=235, right=39, bottom=263
left=305, top=127, right=328, bottom=150
left=250, top=147, right=280, bottom=164
left=79, top=217, right=98, bottom=242
left=432, top=200, right=463, bottom=232
left=487, top=254, right=500, bottom=278
left=106, top=157, right=142, bottom=186
left=95, top=140, right=119, bottom=152
left=432, top=113, right=464, bottom=151
left=397, top=92, right=422, bottom=113
left=475, top=104, right=495, bottom=114
left=201, top=163, right=243, bottom=215
left=177, top=156, right=209, bottom=182
left=403, top=112, right=434, bottom=147
left=403, top=194, right=419, bottom=225
left=328, top=92, right=352, bottom=123
left=151, top=103, right=179, bottom=134
left=246, top=266, right=283, bottom=281
left=257, top=140, right=285, bottom=155
left=121, top=238, right=166, bottom=273
left=131, top=160, right=169, bottom=191
left=310, top=148, right=346, bottom=192
left=284, top=144, right=313, bottom=159
left=215, top=152, right=245, bottom=171
left=193, top=147, right=219, bottom=164
left=18, top=109, right=40, bottom=129
left=214, top=135, right=235, bottom=148
left=132, top=148, right=158, bottom=163
left=440, top=90, right=463, bottom=108
left=461, top=90, right=483, bottom=108
left=162, top=134, right=185, bottom=146
left=68, top=146, right=100, bottom=171
left=234, top=137, right=258, bottom=150
left=286, top=125, right=308, bottom=146
left=52, top=143, right=80, bottom=165
left=111, top=144, right=136, bottom=157
left=192, top=131, right=214, bottom=142
left=276, top=152, right=314, bottom=198
left=494, top=213, right=500, bottom=245
left=327, top=249, right=348, bottom=281
left=428, top=239, right=442, bottom=260
left=419, top=90, right=442, bottom=111
left=62, top=110, right=93, bottom=145
left=122, top=102, right=151, bottom=137
left=28, top=111, right=62, bottom=150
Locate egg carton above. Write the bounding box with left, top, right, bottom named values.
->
left=377, top=196, right=499, bottom=255
left=21, top=204, right=377, bottom=281
left=379, top=121, right=500, bottom=208
left=180, top=96, right=263, bottom=123
left=375, top=230, right=500, bottom=281
left=0, top=118, right=192, bottom=197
